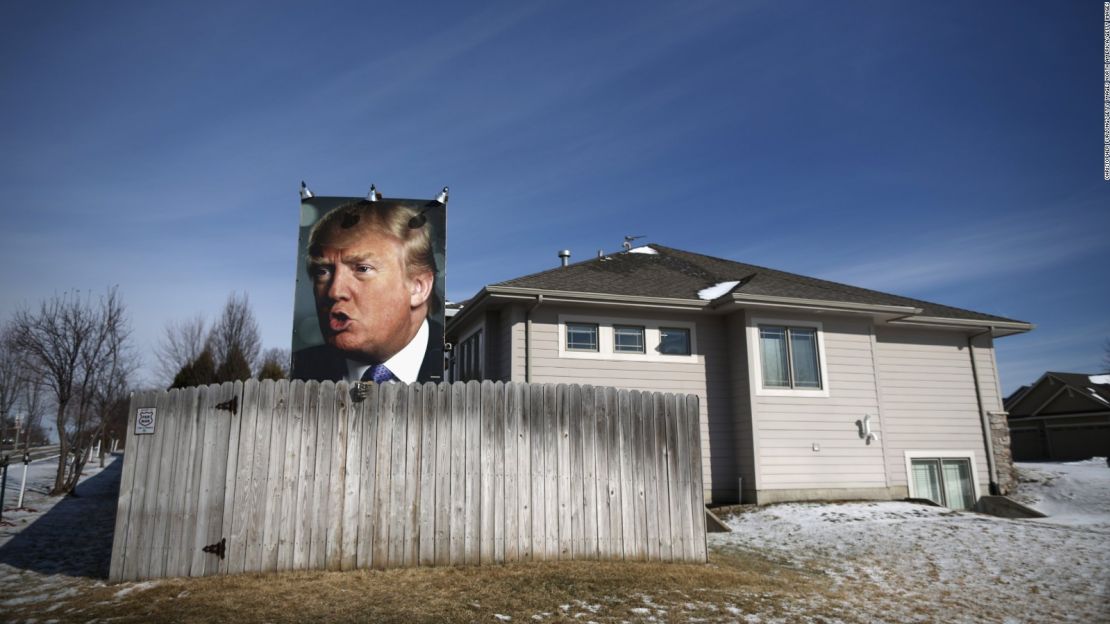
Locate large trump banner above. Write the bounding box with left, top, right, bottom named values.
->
left=291, top=190, right=446, bottom=384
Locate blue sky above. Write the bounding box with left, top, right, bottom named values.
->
left=1, top=1, right=1107, bottom=394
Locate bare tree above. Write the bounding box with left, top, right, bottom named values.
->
left=154, top=314, right=208, bottom=387
left=207, top=292, right=261, bottom=375
left=9, top=288, right=133, bottom=494
left=20, top=377, right=48, bottom=453
left=0, top=327, right=25, bottom=447
left=81, top=338, right=136, bottom=472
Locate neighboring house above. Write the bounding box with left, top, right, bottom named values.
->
left=1005, top=372, right=1110, bottom=461
left=445, top=244, right=1033, bottom=509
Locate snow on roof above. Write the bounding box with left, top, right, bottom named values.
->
left=1089, top=374, right=1110, bottom=385
left=626, top=246, right=658, bottom=255
left=697, top=280, right=740, bottom=301
left=1089, top=388, right=1109, bottom=404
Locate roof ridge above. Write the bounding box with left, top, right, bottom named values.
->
left=490, top=250, right=622, bottom=287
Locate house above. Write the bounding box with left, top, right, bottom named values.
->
left=445, top=244, right=1033, bottom=509
left=1004, top=372, right=1110, bottom=461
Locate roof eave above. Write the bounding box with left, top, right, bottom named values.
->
left=449, top=286, right=1033, bottom=339
left=885, top=316, right=1035, bottom=337
left=445, top=287, right=493, bottom=331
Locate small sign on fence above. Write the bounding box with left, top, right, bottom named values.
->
left=135, top=408, right=156, bottom=435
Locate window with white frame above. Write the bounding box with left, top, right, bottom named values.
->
left=911, top=458, right=975, bottom=510
left=759, top=325, right=821, bottom=389
left=557, top=315, right=697, bottom=362
left=748, top=318, right=829, bottom=396
left=904, top=451, right=980, bottom=511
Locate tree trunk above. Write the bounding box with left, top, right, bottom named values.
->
left=52, top=446, right=68, bottom=495
left=52, top=404, right=69, bottom=495
left=64, top=449, right=85, bottom=495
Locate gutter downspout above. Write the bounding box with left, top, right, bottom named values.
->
left=525, top=294, right=544, bottom=382
left=968, top=328, right=1000, bottom=495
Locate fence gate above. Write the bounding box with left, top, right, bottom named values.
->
left=109, top=380, right=707, bottom=582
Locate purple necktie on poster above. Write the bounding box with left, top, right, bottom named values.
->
left=362, top=364, right=397, bottom=383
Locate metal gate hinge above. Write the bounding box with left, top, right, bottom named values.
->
left=202, top=537, right=226, bottom=559
left=215, top=396, right=238, bottom=415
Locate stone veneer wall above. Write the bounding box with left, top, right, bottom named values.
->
left=989, top=412, right=1016, bottom=495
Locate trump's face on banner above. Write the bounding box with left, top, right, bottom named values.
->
left=306, top=202, right=434, bottom=366
left=309, top=226, right=433, bottom=365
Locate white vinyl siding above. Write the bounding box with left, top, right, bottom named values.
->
left=725, top=314, right=756, bottom=502
left=876, top=328, right=995, bottom=494
left=497, top=306, right=520, bottom=382
left=747, top=312, right=885, bottom=493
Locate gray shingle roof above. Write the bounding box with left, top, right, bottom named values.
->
left=493, top=244, right=1026, bottom=324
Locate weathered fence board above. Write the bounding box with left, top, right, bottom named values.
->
left=109, top=380, right=706, bottom=582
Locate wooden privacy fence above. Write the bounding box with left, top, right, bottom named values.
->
left=109, top=379, right=706, bottom=582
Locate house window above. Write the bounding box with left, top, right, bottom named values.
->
left=557, top=315, right=697, bottom=362
left=566, top=322, right=599, bottom=352
left=658, top=327, right=690, bottom=355
left=457, top=330, right=482, bottom=381
left=759, top=325, right=821, bottom=389
left=910, top=458, right=975, bottom=510
left=613, top=325, right=645, bottom=353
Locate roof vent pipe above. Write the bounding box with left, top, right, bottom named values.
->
left=558, top=249, right=571, bottom=267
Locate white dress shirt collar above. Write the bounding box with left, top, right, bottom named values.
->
left=345, top=319, right=429, bottom=384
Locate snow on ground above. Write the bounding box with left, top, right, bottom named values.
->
left=0, top=455, right=126, bottom=615
left=1010, top=457, right=1110, bottom=526
left=2, top=454, right=69, bottom=533
left=0, top=456, right=1107, bottom=623
left=712, top=458, right=1110, bottom=623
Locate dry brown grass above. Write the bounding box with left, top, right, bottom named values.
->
left=6, top=549, right=874, bottom=624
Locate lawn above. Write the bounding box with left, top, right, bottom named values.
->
left=2, top=458, right=1107, bottom=623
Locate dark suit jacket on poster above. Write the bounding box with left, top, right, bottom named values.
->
left=290, top=319, right=444, bottom=383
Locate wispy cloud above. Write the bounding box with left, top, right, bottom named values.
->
left=815, top=215, right=1107, bottom=293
